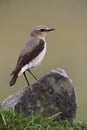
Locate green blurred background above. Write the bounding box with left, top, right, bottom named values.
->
left=0, top=0, right=87, bottom=120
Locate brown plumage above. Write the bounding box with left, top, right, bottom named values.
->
left=9, top=38, right=44, bottom=86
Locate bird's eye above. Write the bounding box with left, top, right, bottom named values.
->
left=40, top=29, right=45, bottom=32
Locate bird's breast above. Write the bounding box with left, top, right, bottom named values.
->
left=29, top=41, right=46, bottom=68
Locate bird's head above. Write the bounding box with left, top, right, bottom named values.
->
left=30, top=25, right=55, bottom=39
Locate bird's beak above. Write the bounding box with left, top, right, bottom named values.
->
left=46, top=28, right=55, bottom=32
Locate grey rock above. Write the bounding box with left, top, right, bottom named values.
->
left=2, top=68, right=77, bottom=120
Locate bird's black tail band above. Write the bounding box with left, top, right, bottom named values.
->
left=9, top=74, right=18, bottom=86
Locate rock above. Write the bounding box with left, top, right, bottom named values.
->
left=2, top=68, right=77, bottom=120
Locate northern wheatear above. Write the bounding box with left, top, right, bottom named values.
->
left=9, top=25, right=55, bottom=86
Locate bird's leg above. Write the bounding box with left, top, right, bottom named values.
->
left=23, top=72, right=30, bottom=86
left=28, top=69, right=46, bottom=90
left=27, top=69, right=38, bottom=81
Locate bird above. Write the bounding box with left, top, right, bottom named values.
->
left=9, top=25, right=55, bottom=86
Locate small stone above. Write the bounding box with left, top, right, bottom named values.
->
left=2, top=68, right=77, bottom=120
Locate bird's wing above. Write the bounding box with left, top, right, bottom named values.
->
left=17, top=38, right=45, bottom=67
left=11, top=38, right=45, bottom=76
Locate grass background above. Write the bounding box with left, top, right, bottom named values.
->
left=0, top=0, right=87, bottom=120
left=0, top=108, right=87, bottom=130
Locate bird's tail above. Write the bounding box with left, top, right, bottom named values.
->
left=9, top=65, right=22, bottom=86
left=9, top=73, right=18, bottom=86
